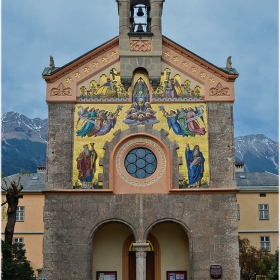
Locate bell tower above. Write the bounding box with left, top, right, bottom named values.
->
left=116, top=0, right=164, bottom=90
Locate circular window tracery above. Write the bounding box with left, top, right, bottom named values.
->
left=115, top=137, right=166, bottom=187
left=125, top=148, right=157, bottom=179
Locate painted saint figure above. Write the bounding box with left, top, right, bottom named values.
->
left=177, top=107, right=195, bottom=137
left=185, top=107, right=206, bottom=135
left=76, top=107, right=98, bottom=137
left=77, top=143, right=98, bottom=188
left=185, top=143, right=205, bottom=187
left=159, top=105, right=206, bottom=137
left=76, top=105, right=123, bottom=137
left=163, top=79, right=179, bottom=98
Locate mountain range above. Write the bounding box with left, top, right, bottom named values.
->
left=1, top=111, right=279, bottom=176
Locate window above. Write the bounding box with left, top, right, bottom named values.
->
left=125, top=148, right=157, bottom=179
left=14, top=237, right=24, bottom=249
left=260, top=236, right=270, bottom=251
left=260, top=193, right=266, bottom=197
left=16, top=206, right=24, bottom=221
left=258, top=204, right=269, bottom=220
left=237, top=204, right=240, bottom=221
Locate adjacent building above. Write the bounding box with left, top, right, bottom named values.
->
left=1, top=167, right=45, bottom=278
left=236, top=163, right=279, bottom=253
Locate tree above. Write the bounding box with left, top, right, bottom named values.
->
left=268, top=249, right=279, bottom=280
left=1, top=171, right=36, bottom=280
left=1, top=172, right=27, bottom=245
left=2, top=241, right=36, bottom=280
left=239, top=237, right=275, bottom=280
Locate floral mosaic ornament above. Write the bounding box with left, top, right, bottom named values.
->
left=158, top=105, right=206, bottom=137
left=76, top=105, right=123, bottom=138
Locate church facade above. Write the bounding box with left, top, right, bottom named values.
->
left=42, top=1, right=239, bottom=279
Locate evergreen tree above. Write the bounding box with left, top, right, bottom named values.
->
left=2, top=240, right=36, bottom=280
left=268, top=249, right=279, bottom=280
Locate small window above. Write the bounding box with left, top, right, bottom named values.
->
left=14, top=237, right=24, bottom=249
left=237, top=204, right=240, bottom=221
left=260, top=236, right=270, bottom=251
left=259, top=204, right=269, bottom=220
left=260, top=193, right=266, bottom=197
left=16, top=206, right=24, bottom=221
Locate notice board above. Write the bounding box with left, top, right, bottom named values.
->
left=97, top=271, right=117, bottom=280
left=167, top=271, right=187, bottom=280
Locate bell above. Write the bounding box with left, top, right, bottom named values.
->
left=137, top=7, right=144, bottom=16
left=136, top=24, right=144, bottom=32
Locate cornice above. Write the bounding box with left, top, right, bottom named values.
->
left=169, top=188, right=239, bottom=194
left=43, top=189, right=114, bottom=195
left=43, top=188, right=239, bottom=195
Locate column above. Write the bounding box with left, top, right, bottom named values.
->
left=133, top=242, right=149, bottom=280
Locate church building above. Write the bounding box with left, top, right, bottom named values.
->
left=42, top=1, right=239, bottom=279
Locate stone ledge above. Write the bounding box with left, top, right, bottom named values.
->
left=43, top=189, right=113, bottom=195
left=169, top=188, right=239, bottom=194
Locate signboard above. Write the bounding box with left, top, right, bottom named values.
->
left=210, top=265, right=222, bottom=279
left=167, top=271, right=187, bottom=280
left=96, top=271, right=117, bottom=280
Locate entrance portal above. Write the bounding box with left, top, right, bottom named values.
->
left=129, top=251, right=155, bottom=280
left=128, top=240, right=155, bottom=280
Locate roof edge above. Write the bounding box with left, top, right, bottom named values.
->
left=162, top=35, right=239, bottom=81
left=42, top=36, right=119, bottom=82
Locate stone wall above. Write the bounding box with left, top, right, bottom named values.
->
left=43, top=193, right=239, bottom=280
left=207, top=102, right=236, bottom=188
left=46, top=103, right=74, bottom=189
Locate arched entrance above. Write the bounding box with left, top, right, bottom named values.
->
left=123, top=234, right=161, bottom=280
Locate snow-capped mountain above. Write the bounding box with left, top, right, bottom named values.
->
left=1, top=111, right=47, bottom=143
left=235, top=134, right=279, bottom=174
left=1, top=112, right=279, bottom=176
left=1, top=112, right=47, bottom=176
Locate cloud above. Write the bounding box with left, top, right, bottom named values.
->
left=1, top=0, right=279, bottom=141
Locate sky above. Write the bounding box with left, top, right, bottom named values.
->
left=1, top=0, right=279, bottom=141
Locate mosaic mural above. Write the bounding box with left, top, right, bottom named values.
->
left=78, top=68, right=204, bottom=102
left=158, top=105, right=206, bottom=137
left=76, top=105, right=123, bottom=138
left=73, top=70, right=208, bottom=189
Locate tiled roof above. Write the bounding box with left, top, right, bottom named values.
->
left=236, top=171, right=279, bottom=191
left=2, top=173, right=46, bottom=193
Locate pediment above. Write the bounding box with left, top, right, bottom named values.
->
left=43, top=37, right=120, bottom=103
left=43, top=35, right=238, bottom=103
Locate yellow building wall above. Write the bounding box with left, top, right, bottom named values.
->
left=1, top=193, right=44, bottom=277
left=237, top=192, right=279, bottom=253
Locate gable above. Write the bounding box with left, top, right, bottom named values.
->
left=43, top=35, right=238, bottom=104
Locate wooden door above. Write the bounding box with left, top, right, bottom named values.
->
left=129, top=252, right=136, bottom=280
left=129, top=251, right=155, bottom=280
left=146, top=251, right=155, bottom=280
